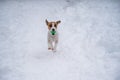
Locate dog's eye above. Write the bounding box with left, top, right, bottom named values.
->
left=49, top=24, right=52, bottom=27
left=54, top=24, right=57, bottom=27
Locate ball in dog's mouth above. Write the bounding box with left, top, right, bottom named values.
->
left=51, top=31, right=56, bottom=35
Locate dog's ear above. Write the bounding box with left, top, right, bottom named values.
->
left=45, top=19, right=49, bottom=25
left=56, top=20, right=61, bottom=24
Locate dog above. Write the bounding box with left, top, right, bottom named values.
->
left=45, top=19, right=61, bottom=52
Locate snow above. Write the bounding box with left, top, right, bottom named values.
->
left=0, top=0, right=120, bottom=80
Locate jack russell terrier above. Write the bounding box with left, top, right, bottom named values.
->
left=45, top=19, right=61, bottom=52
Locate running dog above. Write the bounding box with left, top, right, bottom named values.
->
left=45, top=19, right=61, bottom=52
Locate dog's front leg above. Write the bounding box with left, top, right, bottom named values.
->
left=48, top=39, right=53, bottom=50
left=53, top=40, right=58, bottom=52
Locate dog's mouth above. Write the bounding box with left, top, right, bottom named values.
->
left=51, top=31, right=56, bottom=35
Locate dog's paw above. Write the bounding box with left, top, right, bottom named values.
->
left=48, top=48, right=56, bottom=52
left=48, top=48, right=52, bottom=50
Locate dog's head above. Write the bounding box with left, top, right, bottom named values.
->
left=45, top=19, right=61, bottom=35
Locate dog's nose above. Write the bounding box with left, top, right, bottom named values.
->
left=52, top=29, right=55, bottom=31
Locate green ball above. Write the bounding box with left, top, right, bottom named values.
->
left=51, top=31, right=56, bottom=35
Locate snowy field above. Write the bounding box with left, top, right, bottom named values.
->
left=0, top=0, right=120, bottom=80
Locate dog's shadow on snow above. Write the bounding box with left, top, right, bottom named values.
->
left=33, top=50, right=61, bottom=60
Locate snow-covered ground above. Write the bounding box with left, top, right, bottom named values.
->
left=0, top=0, right=120, bottom=80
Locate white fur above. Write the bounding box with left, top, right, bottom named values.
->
left=48, top=30, right=58, bottom=52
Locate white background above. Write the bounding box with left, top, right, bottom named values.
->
left=0, top=0, right=120, bottom=80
